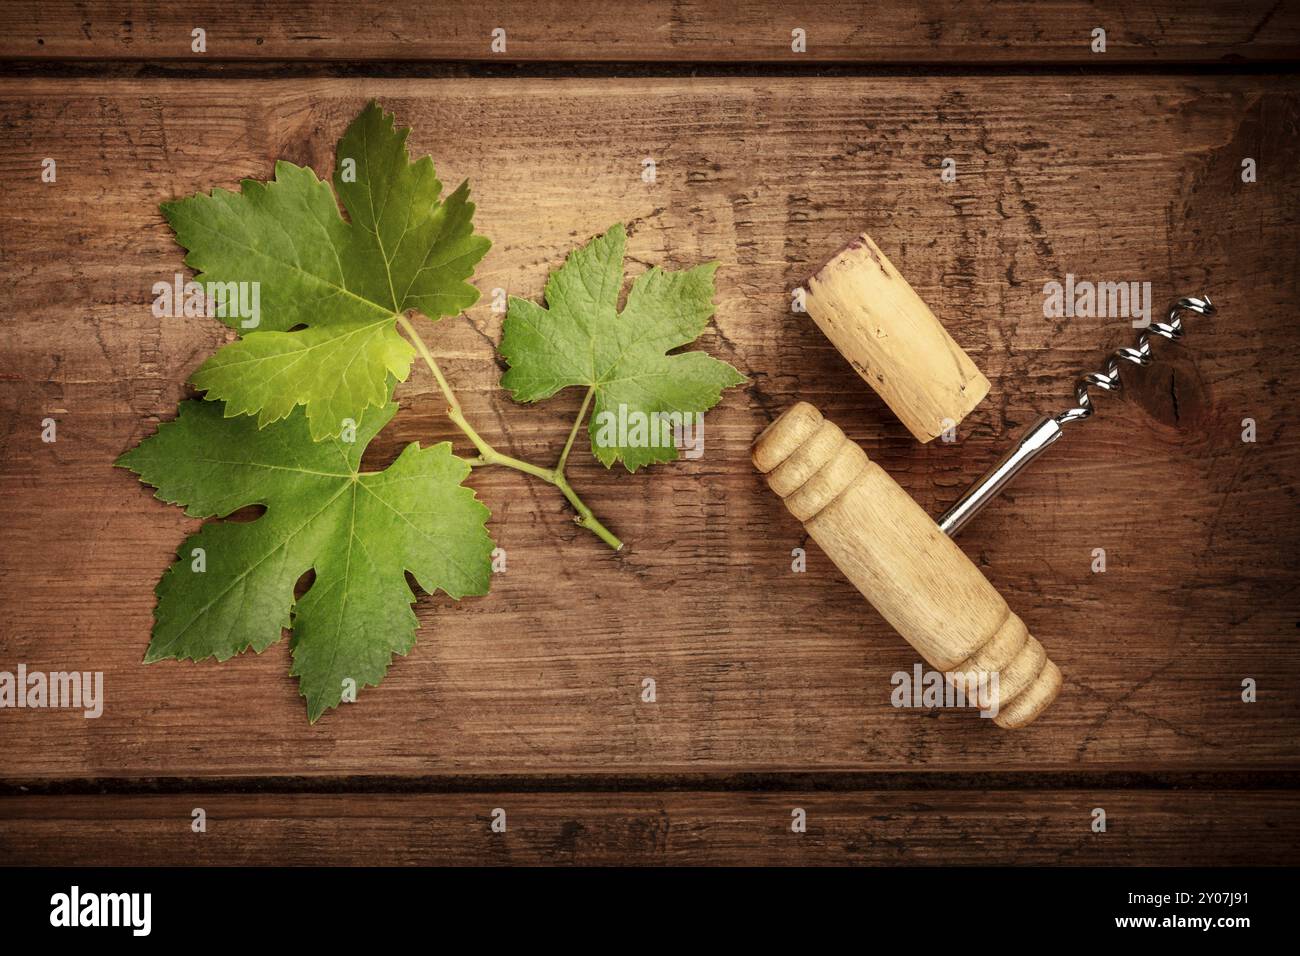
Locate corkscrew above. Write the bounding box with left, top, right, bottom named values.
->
left=763, top=228, right=1214, bottom=728
left=937, top=294, right=1215, bottom=536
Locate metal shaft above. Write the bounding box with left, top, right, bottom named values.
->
left=937, top=416, right=1062, bottom=537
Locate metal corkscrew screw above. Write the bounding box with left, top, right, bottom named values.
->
left=937, top=294, right=1216, bottom=536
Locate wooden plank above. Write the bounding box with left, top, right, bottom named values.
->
left=2, top=1, right=1298, bottom=64
left=0, top=77, right=1298, bottom=780
left=3, top=790, right=1296, bottom=865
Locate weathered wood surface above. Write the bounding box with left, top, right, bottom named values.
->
left=2, top=1, right=1299, bottom=64
left=3, top=790, right=1296, bottom=865
left=0, top=77, right=1298, bottom=786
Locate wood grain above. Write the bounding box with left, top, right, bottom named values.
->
left=1, top=1, right=1298, bottom=64
left=0, top=76, right=1297, bottom=784
left=4, top=790, right=1296, bottom=865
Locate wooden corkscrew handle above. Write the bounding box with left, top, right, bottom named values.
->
left=753, top=402, right=1062, bottom=728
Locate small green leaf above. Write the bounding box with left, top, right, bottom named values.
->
left=116, top=399, right=494, bottom=721
left=163, top=101, right=490, bottom=440
left=499, top=223, right=744, bottom=471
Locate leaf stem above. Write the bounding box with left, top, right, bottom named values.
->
left=557, top=386, right=595, bottom=473
left=396, top=315, right=623, bottom=550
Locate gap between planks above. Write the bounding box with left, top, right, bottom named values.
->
left=5, top=770, right=1300, bottom=796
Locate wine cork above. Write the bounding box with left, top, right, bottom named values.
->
left=804, top=233, right=990, bottom=443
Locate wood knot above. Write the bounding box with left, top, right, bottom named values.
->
left=1125, top=356, right=1209, bottom=433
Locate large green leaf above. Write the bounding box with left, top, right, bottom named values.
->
left=162, top=101, right=490, bottom=440
left=116, top=400, right=494, bottom=721
left=499, top=223, right=744, bottom=471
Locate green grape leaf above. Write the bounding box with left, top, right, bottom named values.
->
left=162, top=100, right=490, bottom=440
left=499, top=223, right=745, bottom=471
left=116, top=399, right=494, bottom=721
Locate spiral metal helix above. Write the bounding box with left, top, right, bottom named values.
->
left=1053, top=295, right=1216, bottom=427
left=938, top=293, right=1217, bottom=536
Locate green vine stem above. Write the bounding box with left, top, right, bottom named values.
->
left=397, top=315, right=623, bottom=551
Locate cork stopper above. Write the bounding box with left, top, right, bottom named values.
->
left=803, top=232, right=990, bottom=443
